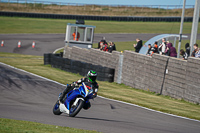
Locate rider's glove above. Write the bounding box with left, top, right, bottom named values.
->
left=92, top=92, right=97, bottom=99
left=72, top=82, right=79, bottom=88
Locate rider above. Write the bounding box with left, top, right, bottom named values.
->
left=59, top=70, right=99, bottom=104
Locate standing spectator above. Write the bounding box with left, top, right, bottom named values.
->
left=185, top=43, right=190, bottom=56
left=72, top=29, right=80, bottom=41
left=180, top=49, right=188, bottom=60
left=191, top=43, right=199, bottom=57
left=98, top=37, right=107, bottom=49
left=165, top=43, right=177, bottom=57
left=159, top=38, right=166, bottom=55
left=99, top=42, right=108, bottom=52
left=147, top=44, right=152, bottom=56
left=108, top=41, right=116, bottom=53
left=195, top=50, right=200, bottom=58
left=133, top=38, right=143, bottom=53
left=151, top=41, right=159, bottom=54
left=148, top=42, right=159, bottom=56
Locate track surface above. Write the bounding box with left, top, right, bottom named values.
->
left=0, top=34, right=200, bottom=133
left=0, top=63, right=200, bottom=133
left=0, top=33, right=199, bottom=56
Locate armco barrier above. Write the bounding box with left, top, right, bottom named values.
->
left=1, top=11, right=199, bottom=22
left=44, top=53, right=115, bottom=82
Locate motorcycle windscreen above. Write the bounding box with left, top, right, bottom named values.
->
left=81, top=82, right=94, bottom=98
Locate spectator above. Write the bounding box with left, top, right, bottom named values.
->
left=108, top=41, right=116, bottom=53
left=180, top=49, right=188, bottom=60
left=72, top=29, right=80, bottom=41
left=98, top=37, right=107, bottom=49
left=185, top=43, right=190, bottom=56
left=99, top=42, right=108, bottom=52
left=159, top=38, right=166, bottom=55
left=191, top=43, right=199, bottom=57
left=165, top=43, right=177, bottom=57
left=148, top=42, right=159, bottom=56
left=147, top=44, right=152, bottom=56
left=196, top=49, right=200, bottom=58
left=133, top=38, right=143, bottom=53
left=151, top=41, right=159, bottom=54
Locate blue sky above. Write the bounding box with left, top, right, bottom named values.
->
left=36, top=0, right=196, bottom=6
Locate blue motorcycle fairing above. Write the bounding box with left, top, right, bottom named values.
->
left=65, top=89, right=80, bottom=110
left=64, top=83, right=94, bottom=110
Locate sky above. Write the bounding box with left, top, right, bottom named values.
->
left=34, top=0, right=196, bottom=6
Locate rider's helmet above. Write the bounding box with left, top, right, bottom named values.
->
left=87, top=70, right=97, bottom=83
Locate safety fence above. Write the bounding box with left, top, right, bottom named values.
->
left=62, top=46, right=200, bottom=104
left=0, top=11, right=199, bottom=22
left=44, top=53, right=115, bottom=82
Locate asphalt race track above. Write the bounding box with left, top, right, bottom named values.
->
left=0, top=33, right=200, bottom=133
left=0, top=63, right=200, bottom=133
left=0, top=33, right=199, bottom=56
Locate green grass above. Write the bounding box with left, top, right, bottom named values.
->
left=0, top=52, right=200, bottom=121
left=0, top=16, right=199, bottom=34
left=0, top=118, right=99, bottom=133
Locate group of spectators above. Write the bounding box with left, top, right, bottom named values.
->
left=180, top=43, right=200, bottom=59
left=143, top=38, right=200, bottom=60
left=97, top=36, right=200, bottom=59
left=98, top=37, right=116, bottom=53
left=146, top=38, right=178, bottom=57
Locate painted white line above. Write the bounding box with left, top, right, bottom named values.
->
left=53, top=47, right=64, bottom=54
left=0, top=62, right=199, bottom=123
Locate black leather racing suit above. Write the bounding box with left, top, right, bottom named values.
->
left=59, top=77, right=99, bottom=103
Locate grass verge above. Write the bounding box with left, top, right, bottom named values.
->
left=0, top=52, right=200, bottom=121
left=0, top=118, right=99, bottom=133
left=0, top=16, right=199, bottom=34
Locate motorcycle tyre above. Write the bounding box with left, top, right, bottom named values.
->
left=53, top=100, right=62, bottom=115
left=69, top=99, right=84, bottom=117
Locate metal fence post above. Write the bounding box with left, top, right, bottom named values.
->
left=117, top=54, right=124, bottom=84
left=173, top=37, right=177, bottom=48
left=177, top=0, right=186, bottom=58
left=190, top=0, right=200, bottom=55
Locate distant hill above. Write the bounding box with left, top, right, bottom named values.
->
left=0, top=3, right=195, bottom=17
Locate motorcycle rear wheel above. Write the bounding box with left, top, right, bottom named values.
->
left=53, top=100, right=62, bottom=115
left=69, top=99, right=84, bottom=117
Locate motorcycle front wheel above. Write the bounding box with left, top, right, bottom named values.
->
left=69, top=98, right=84, bottom=117
left=53, top=100, right=62, bottom=115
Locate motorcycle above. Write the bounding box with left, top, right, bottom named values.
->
left=53, top=82, right=96, bottom=117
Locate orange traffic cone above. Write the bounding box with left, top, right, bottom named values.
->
left=18, top=41, right=21, bottom=48
left=32, top=41, right=35, bottom=48
left=1, top=40, right=4, bottom=47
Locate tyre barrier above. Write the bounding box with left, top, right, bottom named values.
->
left=44, top=53, right=52, bottom=65
left=0, top=11, right=198, bottom=22
left=44, top=53, right=115, bottom=82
